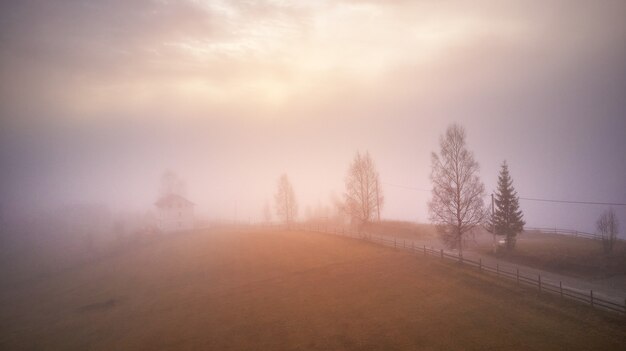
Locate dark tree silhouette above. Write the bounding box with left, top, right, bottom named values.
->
left=488, top=161, right=525, bottom=251
left=344, top=151, right=383, bottom=225
left=429, top=124, right=486, bottom=257
left=274, top=174, right=298, bottom=227
left=597, top=208, right=619, bottom=255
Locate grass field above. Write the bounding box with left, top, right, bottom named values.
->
left=360, top=221, right=626, bottom=281
left=476, top=231, right=626, bottom=280
left=361, top=220, right=439, bottom=241
left=304, top=220, right=439, bottom=242
left=1, top=228, right=625, bottom=350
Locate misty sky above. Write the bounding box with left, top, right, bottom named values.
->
left=1, top=0, right=625, bottom=233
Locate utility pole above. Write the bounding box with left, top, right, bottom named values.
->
left=491, top=193, right=496, bottom=254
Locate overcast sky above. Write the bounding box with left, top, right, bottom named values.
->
left=1, top=0, right=625, bottom=233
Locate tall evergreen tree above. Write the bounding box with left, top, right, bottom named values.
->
left=489, top=161, right=525, bottom=251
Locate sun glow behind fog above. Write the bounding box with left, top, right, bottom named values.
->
left=1, top=0, right=625, bottom=231
left=83, top=1, right=525, bottom=117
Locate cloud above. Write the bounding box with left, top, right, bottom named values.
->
left=2, top=0, right=624, bottom=122
left=0, top=0, right=624, bottom=229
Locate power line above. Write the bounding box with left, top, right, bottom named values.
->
left=518, top=197, right=626, bottom=207
left=382, top=181, right=626, bottom=206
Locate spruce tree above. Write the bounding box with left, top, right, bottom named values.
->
left=491, top=161, right=525, bottom=251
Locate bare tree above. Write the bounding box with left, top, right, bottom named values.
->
left=274, top=174, right=298, bottom=227
left=597, top=208, right=619, bottom=255
left=429, top=124, right=486, bottom=257
left=344, top=151, right=384, bottom=225
left=159, top=170, right=186, bottom=197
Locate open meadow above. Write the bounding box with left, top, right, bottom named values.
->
left=475, top=231, right=626, bottom=281
left=1, top=228, right=625, bottom=350
left=365, top=221, right=626, bottom=285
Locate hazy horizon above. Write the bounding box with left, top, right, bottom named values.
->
left=1, top=0, right=625, bottom=234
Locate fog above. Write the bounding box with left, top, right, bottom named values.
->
left=2, top=3, right=626, bottom=349
left=1, top=0, right=625, bottom=235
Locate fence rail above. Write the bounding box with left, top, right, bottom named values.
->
left=293, top=223, right=626, bottom=315
left=524, top=227, right=601, bottom=241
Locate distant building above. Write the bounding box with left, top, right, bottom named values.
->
left=154, top=194, right=195, bottom=232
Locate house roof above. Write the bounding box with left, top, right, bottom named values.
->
left=154, top=194, right=195, bottom=208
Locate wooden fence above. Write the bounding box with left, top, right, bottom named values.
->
left=524, top=227, right=602, bottom=241
left=294, top=223, right=626, bottom=315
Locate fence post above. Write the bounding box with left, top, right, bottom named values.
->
left=538, top=275, right=542, bottom=293
left=590, top=290, right=594, bottom=307
left=516, top=268, right=519, bottom=286
left=497, top=264, right=499, bottom=277
left=479, top=258, right=482, bottom=272
left=423, top=245, right=426, bottom=256
left=403, top=240, right=406, bottom=249
left=560, top=281, right=563, bottom=298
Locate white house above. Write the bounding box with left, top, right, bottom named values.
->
left=154, top=194, right=195, bottom=232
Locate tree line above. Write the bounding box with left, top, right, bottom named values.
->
left=270, top=123, right=619, bottom=255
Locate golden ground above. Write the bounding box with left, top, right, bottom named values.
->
left=1, top=228, right=625, bottom=350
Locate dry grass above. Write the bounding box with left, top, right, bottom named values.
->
left=476, top=231, right=626, bottom=279
left=360, top=220, right=438, bottom=240
left=1, top=228, right=625, bottom=350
